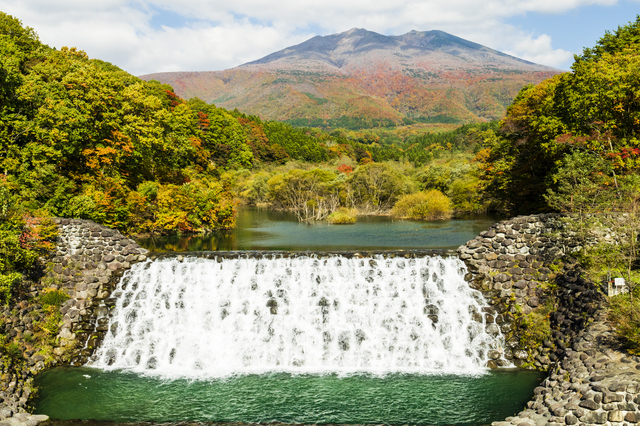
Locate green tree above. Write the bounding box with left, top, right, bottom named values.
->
left=346, top=162, right=410, bottom=212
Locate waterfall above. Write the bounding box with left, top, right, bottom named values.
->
left=90, top=255, right=505, bottom=379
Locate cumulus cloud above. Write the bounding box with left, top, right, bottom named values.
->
left=504, top=33, right=574, bottom=69
left=0, top=0, right=629, bottom=74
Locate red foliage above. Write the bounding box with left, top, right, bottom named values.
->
left=609, top=147, right=640, bottom=160
left=555, top=133, right=590, bottom=146
left=19, top=216, right=55, bottom=252
left=197, top=111, right=210, bottom=130
left=165, top=90, right=182, bottom=108
left=337, top=164, right=353, bottom=174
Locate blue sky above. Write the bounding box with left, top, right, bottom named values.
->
left=1, top=1, right=638, bottom=75
left=506, top=2, right=639, bottom=64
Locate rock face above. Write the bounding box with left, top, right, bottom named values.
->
left=0, top=219, right=147, bottom=419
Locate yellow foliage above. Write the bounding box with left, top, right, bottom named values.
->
left=391, top=190, right=452, bottom=220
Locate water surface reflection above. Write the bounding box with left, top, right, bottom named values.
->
left=137, top=207, right=501, bottom=252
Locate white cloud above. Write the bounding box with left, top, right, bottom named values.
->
left=0, top=0, right=630, bottom=74
left=504, top=33, right=574, bottom=69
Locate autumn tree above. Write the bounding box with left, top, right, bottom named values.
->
left=267, top=169, right=342, bottom=223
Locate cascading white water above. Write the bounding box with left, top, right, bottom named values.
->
left=90, top=255, right=505, bottom=379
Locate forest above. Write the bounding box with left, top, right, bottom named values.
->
left=1, top=11, right=640, bottom=333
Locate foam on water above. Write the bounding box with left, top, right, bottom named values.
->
left=90, top=255, right=506, bottom=379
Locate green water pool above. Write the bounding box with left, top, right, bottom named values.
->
left=136, top=207, right=501, bottom=252
left=34, top=367, right=543, bottom=425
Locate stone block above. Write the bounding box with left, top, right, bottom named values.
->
left=581, top=410, right=607, bottom=424
left=579, top=399, right=599, bottom=410
left=514, top=280, right=527, bottom=289
left=608, top=383, right=627, bottom=392
left=625, top=411, right=640, bottom=422
left=603, top=392, right=624, bottom=403
left=608, top=410, right=624, bottom=422
left=485, top=253, right=498, bottom=261
left=494, top=273, right=510, bottom=283
left=549, top=403, right=567, bottom=417
left=107, top=262, right=121, bottom=271
left=564, top=414, right=578, bottom=425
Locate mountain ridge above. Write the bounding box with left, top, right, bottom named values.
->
left=141, top=28, right=561, bottom=127
left=242, top=28, right=538, bottom=70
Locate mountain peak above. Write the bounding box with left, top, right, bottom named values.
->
left=141, top=28, right=560, bottom=127
left=343, top=27, right=367, bottom=35
left=241, top=28, right=541, bottom=71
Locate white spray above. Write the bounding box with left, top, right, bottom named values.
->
left=90, top=255, right=505, bottom=379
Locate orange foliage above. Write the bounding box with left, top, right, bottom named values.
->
left=337, top=164, right=353, bottom=174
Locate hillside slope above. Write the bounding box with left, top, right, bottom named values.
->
left=142, top=28, right=561, bottom=127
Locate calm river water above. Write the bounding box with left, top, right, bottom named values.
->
left=136, top=207, right=501, bottom=252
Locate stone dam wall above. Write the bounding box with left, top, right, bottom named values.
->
left=0, top=215, right=638, bottom=426
left=458, top=214, right=606, bottom=371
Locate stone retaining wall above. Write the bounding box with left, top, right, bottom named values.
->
left=458, top=214, right=604, bottom=370
left=0, top=219, right=147, bottom=419
left=457, top=214, right=640, bottom=426
left=49, top=218, right=148, bottom=365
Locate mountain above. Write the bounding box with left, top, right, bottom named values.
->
left=141, top=28, right=561, bottom=128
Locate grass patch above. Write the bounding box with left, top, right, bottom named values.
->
left=39, top=289, right=70, bottom=308
left=3, top=341, right=23, bottom=360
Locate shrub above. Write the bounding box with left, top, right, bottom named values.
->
left=4, top=342, right=23, bottom=360
left=39, top=305, right=63, bottom=335
left=391, top=190, right=453, bottom=220
left=327, top=208, right=357, bottom=224
left=347, top=163, right=408, bottom=212
left=39, top=289, right=70, bottom=308
left=518, top=305, right=553, bottom=349
left=0, top=273, right=21, bottom=305
left=337, top=164, right=353, bottom=174
left=267, top=169, right=341, bottom=223
left=609, top=295, right=640, bottom=354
